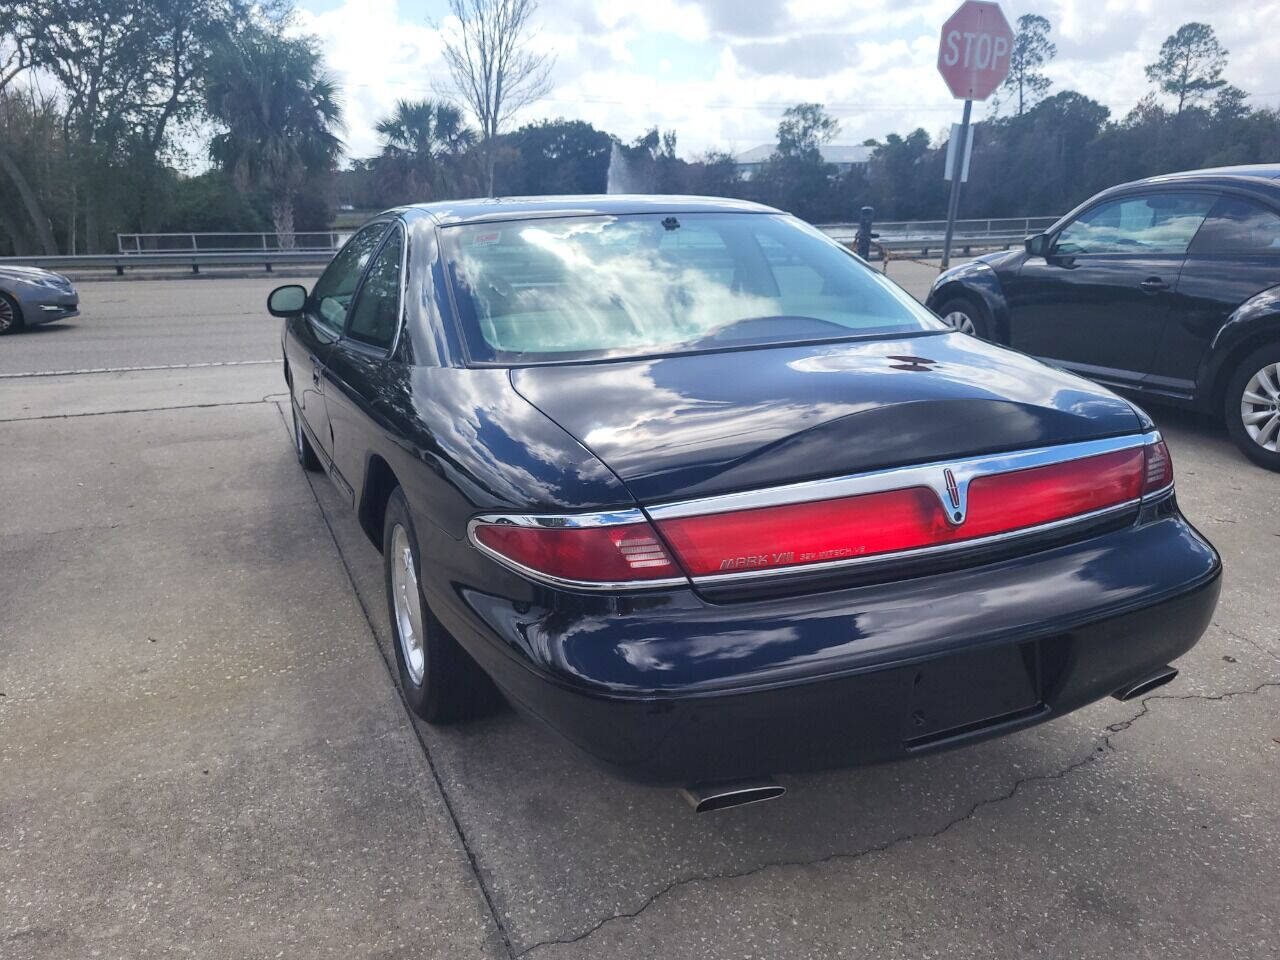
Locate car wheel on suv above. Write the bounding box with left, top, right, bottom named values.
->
left=1224, top=343, right=1280, bottom=471
left=935, top=296, right=992, bottom=340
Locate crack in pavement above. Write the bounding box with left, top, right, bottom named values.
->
left=1215, top=622, right=1280, bottom=663
left=1105, top=679, right=1280, bottom=735
left=517, top=679, right=1280, bottom=956
left=0, top=359, right=279, bottom=379
left=0, top=398, right=273, bottom=422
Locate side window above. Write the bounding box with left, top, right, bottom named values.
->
left=346, top=226, right=404, bottom=349
left=1055, top=194, right=1215, bottom=256
left=309, top=223, right=388, bottom=335
left=1189, top=196, right=1280, bottom=255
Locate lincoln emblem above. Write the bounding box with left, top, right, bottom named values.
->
left=944, top=468, right=961, bottom=510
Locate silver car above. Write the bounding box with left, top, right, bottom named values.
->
left=0, top=265, right=80, bottom=334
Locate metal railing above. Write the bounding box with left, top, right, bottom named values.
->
left=819, top=216, right=1058, bottom=257
left=0, top=249, right=335, bottom=276
left=117, top=231, right=349, bottom=254
left=818, top=216, right=1057, bottom=241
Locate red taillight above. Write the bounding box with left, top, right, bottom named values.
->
left=655, top=487, right=946, bottom=577
left=472, top=520, right=678, bottom=584
left=472, top=439, right=1170, bottom=588
left=961, top=447, right=1144, bottom=538
left=1142, top=439, right=1173, bottom=493
left=655, top=447, right=1148, bottom=579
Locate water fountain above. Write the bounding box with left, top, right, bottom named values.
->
left=606, top=142, right=648, bottom=194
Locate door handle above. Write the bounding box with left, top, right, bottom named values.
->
left=1138, top=277, right=1169, bottom=293
left=309, top=355, right=321, bottom=385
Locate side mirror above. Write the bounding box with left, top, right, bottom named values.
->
left=267, top=284, right=307, bottom=317
left=1024, top=233, right=1050, bottom=258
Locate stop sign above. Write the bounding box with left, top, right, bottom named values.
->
left=937, top=1, right=1014, bottom=101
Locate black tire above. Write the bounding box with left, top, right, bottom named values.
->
left=291, top=400, right=322, bottom=471
left=382, top=487, right=497, bottom=723
left=1223, top=342, right=1280, bottom=472
left=935, top=296, right=993, bottom=340
left=0, top=292, right=23, bottom=335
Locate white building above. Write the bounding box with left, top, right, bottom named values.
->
left=733, top=143, right=874, bottom=180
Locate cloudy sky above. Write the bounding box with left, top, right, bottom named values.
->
left=295, top=0, right=1280, bottom=162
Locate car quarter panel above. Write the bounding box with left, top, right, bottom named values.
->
left=332, top=363, right=637, bottom=555
left=1155, top=267, right=1280, bottom=403
left=1196, top=284, right=1280, bottom=401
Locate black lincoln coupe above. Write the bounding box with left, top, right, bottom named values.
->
left=927, top=164, right=1280, bottom=471
left=271, top=196, right=1220, bottom=808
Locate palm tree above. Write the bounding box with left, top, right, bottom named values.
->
left=374, top=98, right=477, bottom=202
left=206, top=26, right=343, bottom=247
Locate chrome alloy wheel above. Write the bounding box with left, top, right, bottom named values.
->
left=1240, top=361, right=1280, bottom=453
left=390, top=523, right=426, bottom=685
left=0, top=296, right=14, bottom=333
left=942, top=310, right=976, bottom=335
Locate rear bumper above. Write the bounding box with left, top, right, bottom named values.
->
left=441, top=507, right=1221, bottom=784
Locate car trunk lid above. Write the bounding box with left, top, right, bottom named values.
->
left=509, top=333, right=1143, bottom=506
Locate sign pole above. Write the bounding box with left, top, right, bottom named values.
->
left=940, top=97, right=972, bottom=270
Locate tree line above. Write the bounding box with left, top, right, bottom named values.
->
left=2, top=3, right=1278, bottom=256
left=1, top=1, right=345, bottom=254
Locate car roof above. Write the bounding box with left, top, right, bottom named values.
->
left=1138, top=163, right=1280, bottom=183
left=384, top=194, right=783, bottom=226
left=1067, top=165, right=1280, bottom=217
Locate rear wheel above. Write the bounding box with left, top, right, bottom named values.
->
left=291, top=400, right=322, bottom=471
left=1225, top=343, right=1280, bottom=471
left=383, top=487, right=497, bottom=723
left=935, top=296, right=992, bottom=340
left=0, top=293, right=23, bottom=335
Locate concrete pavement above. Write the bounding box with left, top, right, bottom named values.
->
left=2, top=274, right=1277, bottom=959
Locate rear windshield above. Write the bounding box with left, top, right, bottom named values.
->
left=440, top=212, right=941, bottom=363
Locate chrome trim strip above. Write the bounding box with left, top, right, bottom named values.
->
left=466, top=512, right=689, bottom=591
left=384, top=221, right=410, bottom=360
left=647, top=433, right=1157, bottom=521
left=466, top=432, right=1167, bottom=592
left=471, top=508, right=650, bottom=530
left=686, top=498, right=1142, bottom=586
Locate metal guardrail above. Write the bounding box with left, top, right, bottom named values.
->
left=874, top=232, right=1031, bottom=257
left=818, top=216, right=1058, bottom=244
left=117, top=231, right=347, bottom=254
left=0, top=250, right=335, bottom=276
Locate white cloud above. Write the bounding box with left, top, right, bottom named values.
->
left=293, top=0, right=448, bottom=157
left=296, top=0, right=1280, bottom=163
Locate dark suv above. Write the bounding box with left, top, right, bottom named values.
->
left=927, top=165, right=1280, bottom=470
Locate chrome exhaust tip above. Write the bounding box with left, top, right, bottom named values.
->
left=680, top=778, right=785, bottom=813
left=1112, top=666, right=1178, bottom=701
